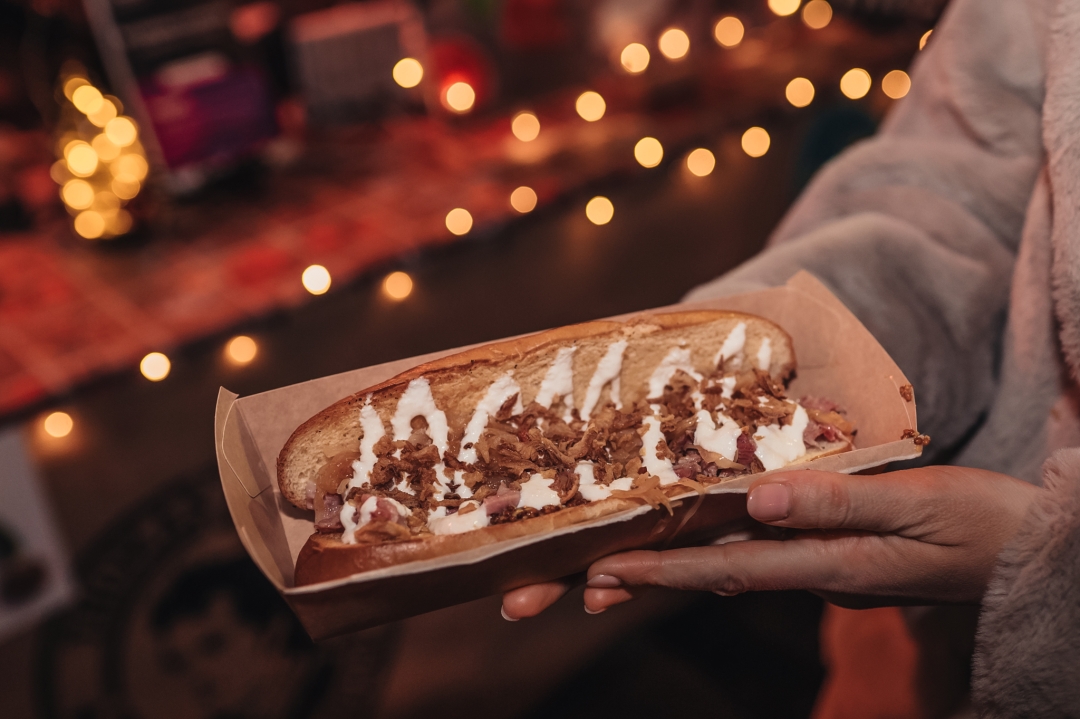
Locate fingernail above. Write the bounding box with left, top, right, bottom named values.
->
left=587, top=574, right=622, bottom=588
left=747, top=483, right=791, bottom=522
left=584, top=606, right=606, bottom=615
left=500, top=606, right=519, bottom=622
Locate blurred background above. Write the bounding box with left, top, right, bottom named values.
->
left=0, top=0, right=938, bottom=716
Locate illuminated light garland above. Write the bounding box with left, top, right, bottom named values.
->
left=383, top=271, right=414, bottom=300
left=658, top=28, right=690, bottom=60
left=742, top=127, right=771, bottom=157
left=714, top=17, right=744, bottom=47
left=585, top=196, right=614, bottom=225
left=576, top=91, right=606, bottom=122
left=302, top=265, right=332, bottom=295
left=620, top=43, right=650, bottom=74
left=392, top=58, right=423, bottom=88
left=840, top=68, right=872, bottom=99
left=510, top=186, right=538, bottom=213
left=686, top=148, right=716, bottom=177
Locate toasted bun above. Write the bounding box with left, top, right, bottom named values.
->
left=278, top=311, right=795, bottom=510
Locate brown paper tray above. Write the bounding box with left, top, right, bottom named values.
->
left=214, top=272, right=922, bottom=639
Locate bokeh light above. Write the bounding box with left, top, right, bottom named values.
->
left=43, top=411, right=73, bottom=438
left=620, top=43, right=650, bottom=74
left=802, top=0, right=832, bottom=29
left=576, top=91, right=606, bottom=122
left=510, top=186, right=538, bottom=213
left=72, top=85, right=104, bottom=115
left=443, top=81, right=475, bottom=113
left=302, top=264, right=331, bottom=295
left=686, top=148, right=716, bottom=177
left=74, top=210, right=106, bottom=239
left=111, top=176, right=141, bottom=200
left=383, top=271, right=414, bottom=300
left=585, top=196, right=614, bottom=225
left=511, top=111, right=540, bottom=141
left=91, top=134, right=121, bottom=162
left=634, top=137, right=663, bottom=168
left=445, top=207, right=473, bottom=235
left=66, top=143, right=99, bottom=177
left=87, top=99, right=118, bottom=128
left=919, top=29, right=932, bottom=50
left=392, top=58, right=423, bottom=88
left=882, top=69, right=911, bottom=99
left=785, top=77, right=815, bottom=107
left=741, top=127, right=771, bottom=157
left=63, top=77, right=89, bottom=100
left=840, top=68, right=872, bottom=99
left=61, top=179, right=95, bottom=210
left=658, top=28, right=690, bottom=60
left=226, top=335, right=258, bottom=364
left=112, top=154, right=149, bottom=181
left=714, top=17, right=744, bottom=48
left=105, top=117, right=138, bottom=147
left=140, top=352, right=171, bottom=381
left=108, top=210, right=133, bottom=235
left=768, top=0, right=801, bottom=17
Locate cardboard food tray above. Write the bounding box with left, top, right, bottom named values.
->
left=214, top=272, right=922, bottom=640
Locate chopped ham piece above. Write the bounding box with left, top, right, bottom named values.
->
left=483, top=485, right=521, bottom=515
left=736, top=433, right=756, bottom=466
left=315, top=493, right=344, bottom=532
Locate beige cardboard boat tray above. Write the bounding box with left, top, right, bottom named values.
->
left=215, top=272, right=923, bottom=640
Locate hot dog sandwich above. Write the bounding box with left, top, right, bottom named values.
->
left=278, top=311, right=855, bottom=586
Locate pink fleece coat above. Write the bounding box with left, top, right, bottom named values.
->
left=686, top=0, right=1080, bottom=714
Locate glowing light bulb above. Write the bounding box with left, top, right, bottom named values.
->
left=585, top=196, right=614, bottom=225
left=63, top=77, right=89, bottom=100
left=576, top=91, right=606, bottom=122
left=61, top=179, right=95, bottom=210
left=919, top=29, right=932, bottom=50
left=112, top=154, right=149, bottom=181
left=658, top=28, right=690, bottom=60
left=392, top=58, right=423, bottom=88
left=620, top=43, right=650, bottom=74
left=87, top=99, right=118, bottom=128
left=72, top=85, right=104, bottom=114
left=43, top=411, right=73, bottom=438
left=74, top=211, right=106, bottom=239
left=443, top=81, right=475, bottom=113
left=714, top=17, right=744, bottom=48
left=741, top=127, right=771, bottom=157
left=511, top=111, right=540, bottom=141
left=226, top=335, right=258, bottom=364
left=302, top=265, right=331, bottom=295
left=634, top=137, right=663, bottom=168
left=785, top=77, right=815, bottom=107
left=383, top=271, right=413, bottom=300
left=840, top=68, right=872, bottom=99
left=510, top=186, right=537, bottom=213
left=445, top=208, right=473, bottom=235
left=686, top=148, right=716, bottom=177
left=802, top=0, right=832, bottom=28
left=66, top=143, right=99, bottom=177
left=91, top=134, right=121, bottom=162
left=769, top=0, right=801, bottom=16
left=140, top=352, right=171, bottom=381
left=105, top=117, right=137, bottom=147
left=882, top=69, right=911, bottom=99
left=111, top=176, right=140, bottom=200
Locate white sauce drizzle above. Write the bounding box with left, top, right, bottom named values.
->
left=459, top=373, right=523, bottom=465
left=535, top=346, right=576, bottom=417
left=757, top=337, right=772, bottom=371
left=753, top=405, right=810, bottom=471
left=694, top=410, right=742, bottom=462
left=518, top=473, right=562, bottom=509
left=392, top=377, right=452, bottom=499
left=576, top=462, right=633, bottom=501
left=428, top=502, right=490, bottom=535
left=641, top=413, right=680, bottom=485
left=580, top=340, right=627, bottom=420
left=720, top=376, right=736, bottom=399
left=347, top=398, right=386, bottom=492
left=713, top=322, right=746, bottom=369
left=341, top=495, right=409, bottom=544
left=453, top=469, right=472, bottom=499
left=647, top=347, right=703, bottom=399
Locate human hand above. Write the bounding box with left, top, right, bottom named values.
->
left=501, top=466, right=1039, bottom=619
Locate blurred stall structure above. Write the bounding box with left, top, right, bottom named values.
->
left=0, top=0, right=935, bottom=717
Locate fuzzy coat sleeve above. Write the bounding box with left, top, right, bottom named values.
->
left=684, top=0, right=1045, bottom=457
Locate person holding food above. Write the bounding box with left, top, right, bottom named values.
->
left=503, top=0, right=1080, bottom=715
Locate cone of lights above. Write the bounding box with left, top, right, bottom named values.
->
left=52, top=72, right=149, bottom=240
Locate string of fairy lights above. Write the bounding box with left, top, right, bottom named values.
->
left=36, top=0, right=931, bottom=444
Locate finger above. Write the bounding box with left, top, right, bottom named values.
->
left=587, top=535, right=925, bottom=597
left=501, top=579, right=573, bottom=620
left=583, top=587, right=637, bottom=613
left=746, top=470, right=936, bottom=534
